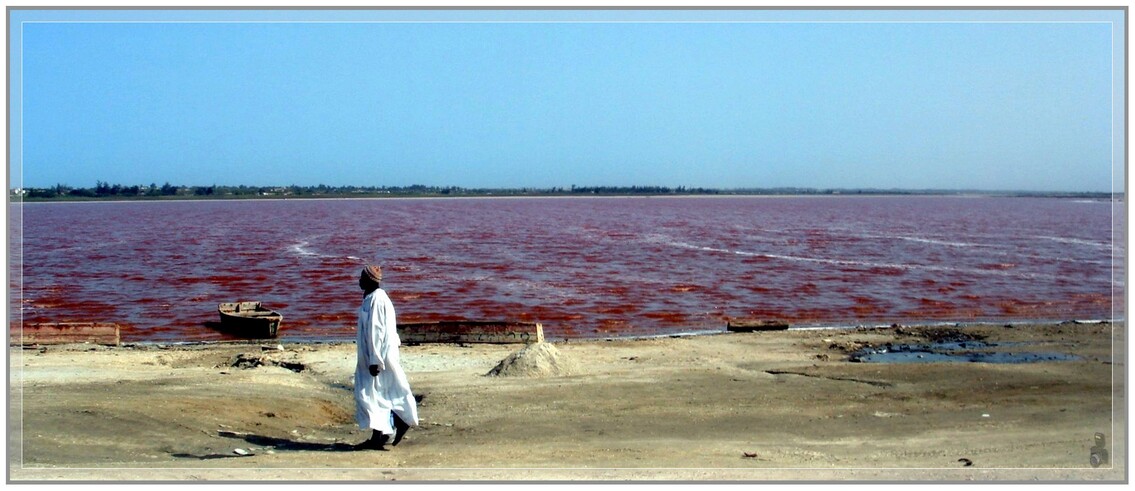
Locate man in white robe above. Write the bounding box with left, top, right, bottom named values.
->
left=355, top=265, right=419, bottom=450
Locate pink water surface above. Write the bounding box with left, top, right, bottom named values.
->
left=10, top=196, right=1124, bottom=342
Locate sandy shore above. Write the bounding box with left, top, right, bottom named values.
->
left=6, top=321, right=1125, bottom=482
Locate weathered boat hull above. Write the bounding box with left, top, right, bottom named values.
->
left=727, top=320, right=790, bottom=332
left=10, top=322, right=121, bottom=346
left=399, top=321, right=543, bottom=345
left=218, top=302, right=282, bottom=338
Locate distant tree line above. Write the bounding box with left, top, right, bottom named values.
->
left=567, top=184, right=722, bottom=194
left=10, top=182, right=1119, bottom=201
left=22, top=181, right=190, bottom=199
left=17, top=182, right=446, bottom=199
left=14, top=182, right=732, bottom=200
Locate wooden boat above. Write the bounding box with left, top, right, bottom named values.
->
left=727, top=319, right=790, bottom=332
left=399, top=321, right=543, bottom=345
left=218, top=302, right=282, bottom=338
left=11, top=322, right=121, bottom=346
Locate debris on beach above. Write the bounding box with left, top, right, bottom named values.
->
left=827, top=340, right=872, bottom=354
left=229, top=352, right=306, bottom=373
left=231, top=353, right=267, bottom=369
left=486, top=342, right=579, bottom=377
left=893, top=325, right=986, bottom=343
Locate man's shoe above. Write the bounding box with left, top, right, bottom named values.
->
left=358, top=432, right=389, bottom=450
left=392, top=415, right=410, bottom=446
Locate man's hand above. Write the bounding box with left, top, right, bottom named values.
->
left=369, top=365, right=380, bottom=377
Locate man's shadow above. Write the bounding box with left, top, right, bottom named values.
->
left=171, top=431, right=363, bottom=460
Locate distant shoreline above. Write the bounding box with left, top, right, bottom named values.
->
left=11, top=189, right=1122, bottom=203
left=103, top=318, right=1119, bottom=347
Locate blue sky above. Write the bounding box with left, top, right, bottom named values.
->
left=9, top=8, right=1125, bottom=192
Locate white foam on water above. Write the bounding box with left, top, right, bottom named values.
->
left=857, top=231, right=1024, bottom=250
left=290, top=239, right=363, bottom=262
left=1038, top=236, right=1113, bottom=249
left=893, top=235, right=981, bottom=248
left=868, top=231, right=1117, bottom=267
left=654, top=236, right=1064, bottom=280
left=500, top=278, right=585, bottom=301
left=289, top=241, right=320, bottom=257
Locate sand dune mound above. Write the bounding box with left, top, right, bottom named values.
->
left=487, top=342, right=578, bottom=377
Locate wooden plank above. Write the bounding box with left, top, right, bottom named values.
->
left=727, top=320, right=790, bottom=332
left=11, top=322, right=121, bottom=346
left=399, top=321, right=543, bottom=344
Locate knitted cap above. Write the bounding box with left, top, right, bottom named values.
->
left=362, top=265, right=382, bottom=283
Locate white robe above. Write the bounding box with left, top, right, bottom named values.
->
left=355, top=288, right=419, bottom=435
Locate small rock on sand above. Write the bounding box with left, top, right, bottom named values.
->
left=486, top=342, right=578, bottom=377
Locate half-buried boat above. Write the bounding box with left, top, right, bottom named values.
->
left=218, top=301, right=282, bottom=338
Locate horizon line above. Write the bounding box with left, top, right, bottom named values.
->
left=11, top=183, right=1120, bottom=196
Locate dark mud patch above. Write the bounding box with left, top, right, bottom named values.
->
left=848, top=340, right=1080, bottom=364
left=229, top=353, right=307, bottom=372
left=892, top=325, right=987, bottom=343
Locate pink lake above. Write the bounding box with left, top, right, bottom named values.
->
left=10, top=196, right=1124, bottom=342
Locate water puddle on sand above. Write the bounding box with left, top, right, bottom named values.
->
left=848, top=341, right=1081, bottom=364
